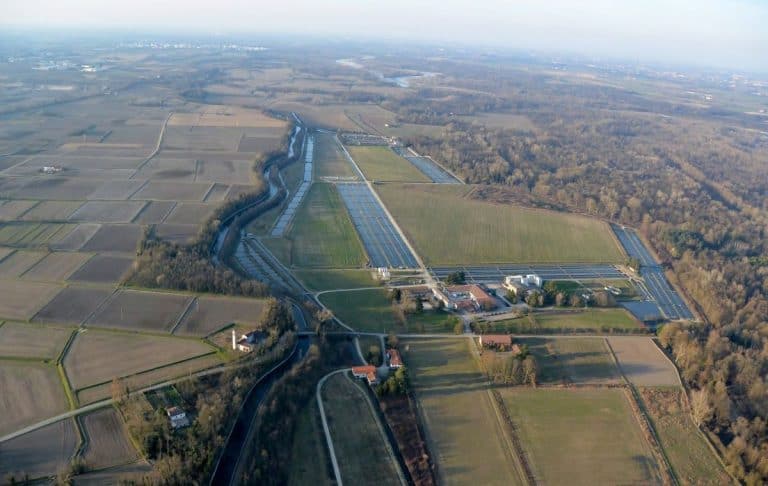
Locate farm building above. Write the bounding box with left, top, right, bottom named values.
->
left=387, top=349, right=403, bottom=369
left=166, top=406, right=190, bottom=429
left=503, top=274, right=543, bottom=296
left=351, top=365, right=378, bottom=385
left=478, top=334, right=521, bottom=353
left=434, top=284, right=497, bottom=311
left=232, top=329, right=267, bottom=352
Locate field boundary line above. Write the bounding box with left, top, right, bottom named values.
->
left=169, top=296, right=198, bottom=334
left=129, top=111, right=173, bottom=178
left=316, top=368, right=348, bottom=486
left=490, top=389, right=537, bottom=485
left=57, top=328, right=81, bottom=409
left=200, top=182, right=217, bottom=202
left=77, top=287, right=120, bottom=327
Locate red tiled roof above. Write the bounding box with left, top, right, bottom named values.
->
left=481, top=334, right=513, bottom=346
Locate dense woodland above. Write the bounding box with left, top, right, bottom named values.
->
left=386, top=61, right=768, bottom=483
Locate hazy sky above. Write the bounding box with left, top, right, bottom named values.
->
left=2, top=0, right=766, bottom=72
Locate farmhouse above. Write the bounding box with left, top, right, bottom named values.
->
left=166, top=406, right=190, bottom=429
left=434, top=284, right=497, bottom=311
left=351, top=365, right=378, bottom=385
left=478, top=334, right=521, bottom=353
left=232, top=329, right=267, bottom=352
left=387, top=349, right=403, bottom=369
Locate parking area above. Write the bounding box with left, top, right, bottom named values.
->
left=271, top=135, right=313, bottom=236
left=612, top=224, right=694, bottom=320
left=336, top=183, right=418, bottom=268
left=393, top=148, right=460, bottom=184
left=430, top=264, right=625, bottom=283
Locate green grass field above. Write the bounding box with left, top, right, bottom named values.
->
left=318, top=288, right=459, bottom=333
left=486, top=308, right=643, bottom=334
left=376, top=184, right=625, bottom=264
left=499, top=388, right=662, bottom=485
left=517, top=337, right=621, bottom=384
left=288, top=403, right=334, bottom=486
left=294, top=269, right=377, bottom=291
left=322, top=373, right=402, bottom=485
left=402, top=338, right=523, bottom=485
left=281, top=183, right=367, bottom=268
left=313, top=132, right=359, bottom=180
left=347, top=146, right=430, bottom=182
left=639, top=388, right=730, bottom=485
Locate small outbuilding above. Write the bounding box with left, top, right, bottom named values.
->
left=166, top=406, right=190, bottom=429
left=387, top=349, right=403, bottom=369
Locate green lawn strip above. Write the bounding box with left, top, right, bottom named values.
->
left=295, top=269, right=377, bottom=291
left=284, top=183, right=367, bottom=268
left=376, top=183, right=625, bottom=265
left=346, top=146, right=430, bottom=182
left=314, top=132, right=359, bottom=179
left=287, top=402, right=334, bottom=486
left=318, top=288, right=456, bottom=333
left=321, top=372, right=403, bottom=485
left=498, top=388, right=662, bottom=485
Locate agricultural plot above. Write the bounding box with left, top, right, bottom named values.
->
left=294, top=269, right=375, bottom=291
left=132, top=157, right=197, bottom=181
left=639, top=388, right=730, bottom=485
left=80, top=224, right=142, bottom=253
left=499, top=388, right=662, bottom=485
left=69, top=200, right=147, bottom=223
left=76, top=354, right=222, bottom=405
left=169, top=106, right=287, bottom=128
left=607, top=336, right=680, bottom=386
left=336, top=183, right=419, bottom=268
left=63, top=329, right=215, bottom=391
left=0, top=279, right=62, bottom=320
left=0, top=322, right=72, bottom=360
left=236, top=134, right=286, bottom=154
left=131, top=180, right=213, bottom=201
left=69, top=462, right=153, bottom=485
left=0, top=200, right=37, bottom=220
left=0, top=419, right=78, bottom=480
left=0, top=250, right=46, bottom=277
left=377, top=184, right=625, bottom=265
left=132, top=200, right=175, bottom=224
left=0, top=222, right=76, bottom=247
left=402, top=338, right=522, bottom=485
left=20, top=200, right=83, bottom=221
left=80, top=408, right=139, bottom=469
left=517, top=337, right=621, bottom=384
left=163, top=202, right=216, bottom=225
left=0, top=361, right=68, bottom=435
left=283, top=183, right=367, bottom=268
left=288, top=404, right=334, bottom=486
left=173, top=295, right=267, bottom=336
left=196, top=159, right=254, bottom=184
left=67, top=254, right=133, bottom=284
left=21, top=252, right=91, bottom=281
left=203, top=182, right=230, bottom=202
left=85, top=289, right=192, bottom=332
left=163, top=126, right=245, bottom=152
left=33, top=286, right=113, bottom=325
left=268, top=101, right=360, bottom=130
left=0, top=177, right=103, bottom=200
left=86, top=179, right=147, bottom=200
left=347, top=146, right=430, bottom=182
left=314, top=132, right=359, bottom=180
left=322, top=373, right=403, bottom=485
left=14, top=155, right=142, bottom=178
left=50, top=223, right=100, bottom=251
